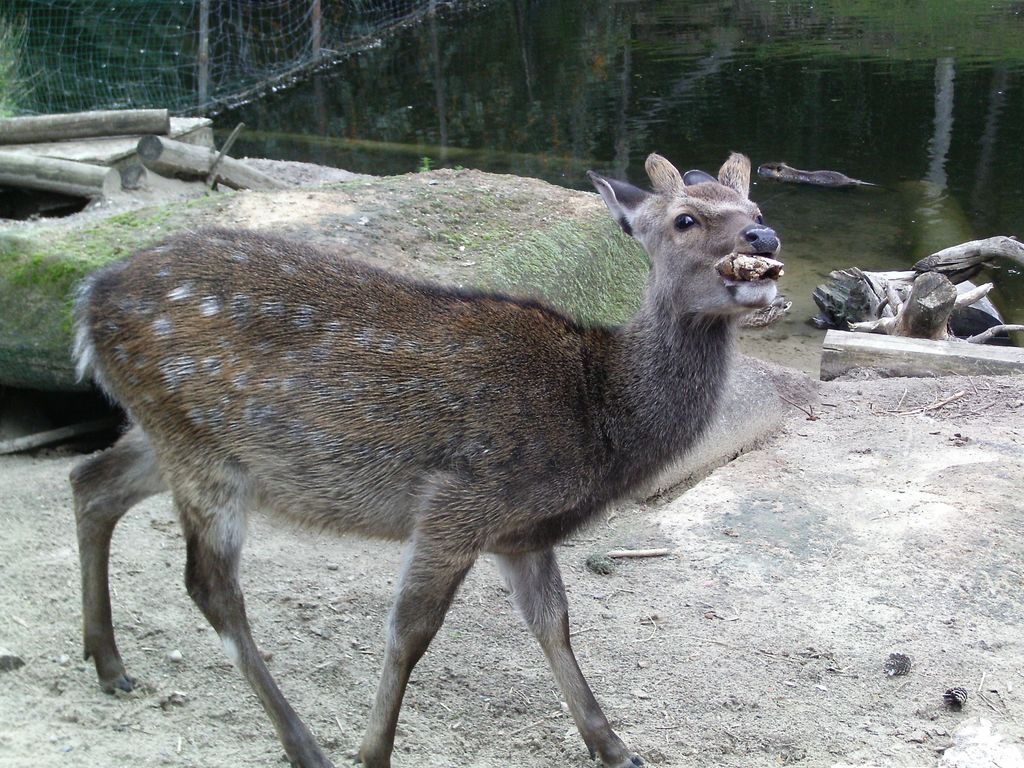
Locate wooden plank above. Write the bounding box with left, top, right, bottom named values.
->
left=0, top=152, right=120, bottom=198
left=0, top=109, right=170, bottom=144
left=137, top=135, right=285, bottom=191
left=820, top=329, right=1024, bottom=381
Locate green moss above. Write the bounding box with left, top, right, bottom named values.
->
left=0, top=194, right=226, bottom=389
left=480, top=213, right=649, bottom=325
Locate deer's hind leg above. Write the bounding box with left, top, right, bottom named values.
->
left=70, top=425, right=166, bottom=693
left=496, top=548, right=642, bottom=768
left=174, top=475, right=333, bottom=768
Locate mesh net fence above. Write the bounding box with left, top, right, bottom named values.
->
left=3, top=0, right=457, bottom=116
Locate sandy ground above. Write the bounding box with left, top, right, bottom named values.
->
left=1, top=373, right=1022, bottom=768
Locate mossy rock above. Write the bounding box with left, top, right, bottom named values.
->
left=0, top=168, right=648, bottom=391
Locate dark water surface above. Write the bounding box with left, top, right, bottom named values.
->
left=222, top=0, right=1024, bottom=365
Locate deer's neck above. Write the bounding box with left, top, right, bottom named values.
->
left=598, top=298, right=734, bottom=490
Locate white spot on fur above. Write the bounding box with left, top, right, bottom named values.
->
left=201, top=356, right=222, bottom=375
left=200, top=296, right=221, bottom=316
left=377, top=333, right=397, bottom=354
left=168, top=284, right=193, bottom=301
left=355, top=329, right=374, bottom=348
left=293, top=305, right=314, bottom=330
left=259, top=299, right=283, bottom=316
left=159, top=355, right=196, bottom=391
left=152, top=317, right=172, bottom=336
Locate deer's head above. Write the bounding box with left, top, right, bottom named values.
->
left=589, top=153, right=782, bottom=316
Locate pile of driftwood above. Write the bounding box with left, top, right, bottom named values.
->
left=0, top=108, right=281, bottom=210
left=815, top=237, right=1024, bottom=379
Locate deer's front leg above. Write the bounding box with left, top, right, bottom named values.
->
left=496, top=548, right=642, bottom=768
left=358, top=530, right=476, bottom=768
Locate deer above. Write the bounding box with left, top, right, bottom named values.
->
left=70, top=152, right=782, bottom=768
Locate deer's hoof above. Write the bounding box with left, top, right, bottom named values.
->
left=99, top=672, right=135, bottom=694
left=609, top=757, right=643, bottom=768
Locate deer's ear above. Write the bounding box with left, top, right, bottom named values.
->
left=644, top=153, right=683, bottom=195
left=587, top=171, right=649, bottom=238
left=718, top=152, right=751, bottom=198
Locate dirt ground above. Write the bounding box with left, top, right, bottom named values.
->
left=1, top=373, right=1022, bottom=768
left=2, top=162, right=1022, bottom=767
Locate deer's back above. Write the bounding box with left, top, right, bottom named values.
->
left=77, top=229, right=615, bottom=546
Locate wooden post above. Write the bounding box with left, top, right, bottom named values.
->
left=311, top=0, right=322, bottom=59
left=198, top=0, right=210, bottom=107
left=0, top=110, right=170, bottom=144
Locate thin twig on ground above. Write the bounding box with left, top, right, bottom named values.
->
left=888, top=390, right=967, bottom=415
left=778, top=395, right=818, bottom=421
left=606, top=548, right=672, bottom=559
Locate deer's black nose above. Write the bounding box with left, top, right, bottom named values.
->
left=741, top=225, right=780, bottom=253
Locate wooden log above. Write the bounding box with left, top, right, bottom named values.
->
left=0, top=152, right=120, bottom=198
left=914, top=235, right=1024, bottom=276
left=0, top=109, right=170, bottom=145
left=136, top=135, right=285, bottom=191
left=894, top=271, right=956, bottom=340
left=820, top=329, right=1024, bottom=381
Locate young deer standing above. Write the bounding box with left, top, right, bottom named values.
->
left=71, top=153, right=781, bottom=768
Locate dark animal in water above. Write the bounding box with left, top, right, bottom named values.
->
left=70, top=152, right=782, bottom=768
left=758, top=161, right=877, bottom=188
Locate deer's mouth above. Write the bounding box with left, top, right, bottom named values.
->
left=715, top=253, right=785, bottom=282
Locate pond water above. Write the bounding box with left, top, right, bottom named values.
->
left=221, top=0, right=1024, bottom=371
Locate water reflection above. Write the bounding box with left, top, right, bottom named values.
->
left=223, top=0, right=1024, bottom=367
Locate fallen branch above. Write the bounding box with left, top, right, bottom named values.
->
left=954, top=282, right=994, bottom=309
left=914, top=235, right=1024, bottom=273
left=605, top=548, right=672, bottom=559
left=206, top=122, right=245, bottom=188
left=0, top=418, right=118, bottom=455
left=965, top=324, right=1024, bottom=345
left=777, top=395, right=818, bottom=421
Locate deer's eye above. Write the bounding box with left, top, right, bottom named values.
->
left=674, top=214, right=698, bottom=231
left=756, top=214, right=766, bottom=225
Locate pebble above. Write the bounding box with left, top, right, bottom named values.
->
left=166, top=649, right=184, bottom=663
left=58, top=654, right=70, bottom=667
